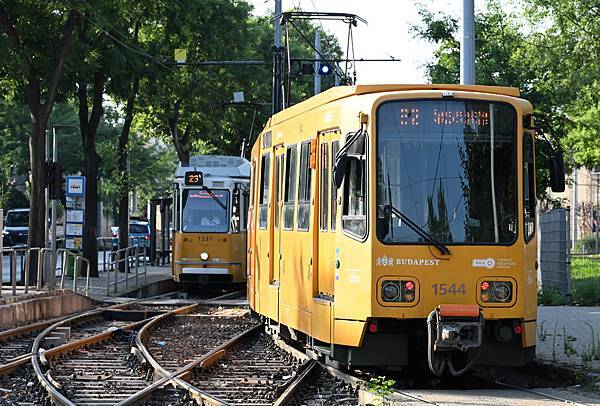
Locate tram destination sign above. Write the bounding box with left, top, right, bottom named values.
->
left=185, top=171, right=203, bottom=186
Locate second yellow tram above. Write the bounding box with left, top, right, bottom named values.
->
left=172, top=155, right=250, bottom=286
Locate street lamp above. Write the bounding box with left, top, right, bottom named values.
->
left=48, top=124, right=77, bottom=289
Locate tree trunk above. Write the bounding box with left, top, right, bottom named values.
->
left=79, top=72, right=105, bottom=278
left=117, top=77, right=139, bottom=271
left=168, top=101, right=191, bottom=164
left=28, top=112, right=48, bottom=282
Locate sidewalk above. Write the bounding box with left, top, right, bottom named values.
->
left=56, top=263, right=173, bottom=300
left=537, top=306, right=600, bottom=370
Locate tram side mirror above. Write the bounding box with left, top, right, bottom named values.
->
left=550, top=155, right=566, bottom=193
left=231, top=187, right=240, bottom=233
left=346, top=131, right=366, bottom=156
left=334, top=153, right=348, bottom=189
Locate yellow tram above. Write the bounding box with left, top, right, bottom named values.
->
left=248, top=84, right=560, bottom=374
left=172, top=155, right=250, bottom=286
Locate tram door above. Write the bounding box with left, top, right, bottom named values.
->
left=272, top=146, right=285, bottom=286
left=312, top=131, right=338, bottom=342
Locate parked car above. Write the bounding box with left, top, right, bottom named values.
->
left=111, top=220, right=151, bottom=255
left=3, top=208, right=29, bottom=247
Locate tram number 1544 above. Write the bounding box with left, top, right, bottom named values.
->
left=432, top=283, right=466, bottom=295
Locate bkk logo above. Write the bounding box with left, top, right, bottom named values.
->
left=472, top=258, right=496, bottom=269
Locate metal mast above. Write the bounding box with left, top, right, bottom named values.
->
left=272, top=0, right=284, bottom=114
left=460, top=0, right=475, bottom=85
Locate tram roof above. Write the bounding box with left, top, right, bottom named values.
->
left=175, top=155, right=250, bottom=179
left=268, top=84, right=521, bottom=126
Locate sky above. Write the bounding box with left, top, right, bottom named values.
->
left=249, top=0, right=491, bottom=84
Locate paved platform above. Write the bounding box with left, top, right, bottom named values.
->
left=537, top=306, right=600, bottom=370
left=56, top=263, right=173, bottom=300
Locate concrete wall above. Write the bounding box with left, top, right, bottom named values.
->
left=0, top=290, right=96, bottom=327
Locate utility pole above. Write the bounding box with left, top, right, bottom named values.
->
left=573, top=168, right=578, bottom=250
left=314, top=29, right=321, bottom=95
left=272, top=0, right=284, bottom=114
left=45, top=130, right=50, bottom=248
left=460, top=0, right=475, bottom=85
left=50, top=126, right=58, bottom=289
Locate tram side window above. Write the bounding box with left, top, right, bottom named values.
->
left=320, top=143, right=329, bottom=231
left=331, top=141, right=339, bottom=231
left=523, top=133, right=535, bottom=241
left=297, top=141, right=312, bottom=231
left=259, top=153, right=270, bottom=229
left=172, top=185, right=179, bottom=231
left=249, top=161, right=256, bottom=231
left=342, top=157, right=366, bottom=237
left=283, top=144, right=297, bottom=230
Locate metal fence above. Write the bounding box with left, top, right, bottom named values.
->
left=0, top=245, right=93, bottom=297
left=539, top=208, right=571, bottom=300
left=105, top=244, right=147, bottom=295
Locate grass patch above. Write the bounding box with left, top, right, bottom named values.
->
left=572, top=257, right=600, bottom=306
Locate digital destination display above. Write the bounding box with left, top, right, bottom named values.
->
left=184, top=171, right=203, bottom=186
left=398, top=107, right=490, bottom=127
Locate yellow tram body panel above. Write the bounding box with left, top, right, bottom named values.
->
left=249, top=84, right=538, bottom=369
left=172, top=232, right=246, bottom=283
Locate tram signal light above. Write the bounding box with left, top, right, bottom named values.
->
left=46, top=161, right=62, bottom=200
left=318, top=63, right=333, bottom=75
left=299, top=63, right=314, bottom=75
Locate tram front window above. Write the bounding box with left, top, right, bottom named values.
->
left=182, top=189, right=230, bottom=233
left=376, top=100, right=517, bottom=245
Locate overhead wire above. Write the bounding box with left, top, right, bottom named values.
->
left=63, top=0, right=204, bottom=88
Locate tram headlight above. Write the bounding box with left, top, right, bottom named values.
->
left=493, top=282, right=511, bottom=302
left=381, top=280, right=416, bottom=303
left=382, top=281, right=400, bottom=302
left=480, top=280, right=512, bottom=303
left=200, top=252, right=209, bottom=261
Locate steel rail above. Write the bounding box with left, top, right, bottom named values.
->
left=0, top=301, right=135, bottom=372
left=486, top=378, right=590, bottom=406
left=30, top=303, right=198, bottom=406
left=176, top=326, right=307, bottom=405
left=121, top=307, right=261, bottom=405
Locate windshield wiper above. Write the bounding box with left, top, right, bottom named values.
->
left=382, top=203, right=451, bottom=256
left=202, top=186, right=227, bottom=210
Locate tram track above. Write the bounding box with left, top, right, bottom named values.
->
left=136, top=306, right=259, bottom=374
left=24, top=290, right=247, bottom=405
left=29, top=303, right=199, bottom=406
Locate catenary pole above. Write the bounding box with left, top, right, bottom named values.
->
left=314, top=29, right=321, bottom=95
left=272, top=0, right=283, bottom=114
left=460, top=0, right=475, bottom=85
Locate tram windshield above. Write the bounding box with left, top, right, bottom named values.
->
left=376, top=100, right=517, bottom=245
left=182, top=189, right=230, bottom=233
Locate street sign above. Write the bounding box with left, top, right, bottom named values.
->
left=66, top=223, right=83, bottom=237
left=66, top=209, right=84, bottom=223
left=66, top=237, right=82, bottom=249
left=66, top=176, right=86, bottom=196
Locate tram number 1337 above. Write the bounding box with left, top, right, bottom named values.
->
left=432, top=283, right=466, bottom=295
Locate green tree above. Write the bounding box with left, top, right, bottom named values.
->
left=0, top=1, right=79, bottom=281
left=411, top=2, right=578, bottom=200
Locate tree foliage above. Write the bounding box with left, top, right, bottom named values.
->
left=412, top=0, right=600, bottom=201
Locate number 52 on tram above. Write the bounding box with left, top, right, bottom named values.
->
left=171, top=155, right=250, bottom=286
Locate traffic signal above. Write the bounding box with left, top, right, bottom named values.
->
left=318, top=63, right=333, bottom=75
left=46, top=161, right=62, bottom=200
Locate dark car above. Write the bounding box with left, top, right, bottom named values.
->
left=3, top=208, right=29, bottom=247
left=111, top=220, right=151, bottom=255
